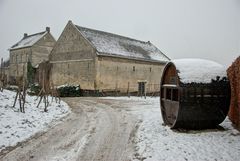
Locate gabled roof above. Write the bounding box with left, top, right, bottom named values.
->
left=75, top=25, right=170, bottom=63
left=10, top=31, right=48, bottom=50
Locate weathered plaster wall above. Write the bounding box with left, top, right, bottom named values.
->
left=50, top=21, right=96, bottom=89
left=95, top=56, right=165, bottom=93
left=9, top=47, right=31, bottom=79
left=9, top=32, right=55, bottom=83
left=31, top=33, right=56, bottom=67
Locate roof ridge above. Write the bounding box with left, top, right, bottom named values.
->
left=23, top=31, right=46, bottom=39
left=10, top=31, right=48, bottom=50
left=76, top=25, right=150, bottom=44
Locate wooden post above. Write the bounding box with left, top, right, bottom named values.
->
left=0, top=58, right=3, bottom=92
left=127, top=82, right=130, bottom=98
left=144, top=82, right=147, bottom=99
left=115, top=82, right=118, bottom=97
left=151, top=84, right=155, bottom=97
left=19, top=91, right=22, bottom=112
left=37, top=96, right=43, bottom=108
left=22, top=64, right=26, bottom=113
left=13, top=91, right=19, bottom=107
left=44, top=95, right=47, bottom=112
left=0, top=58, right=2, bottom=76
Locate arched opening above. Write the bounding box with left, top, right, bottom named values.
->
left=160, top=63, right=180, bottom=127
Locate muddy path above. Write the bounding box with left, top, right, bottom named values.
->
left=0, top=98, right=138, bottom=161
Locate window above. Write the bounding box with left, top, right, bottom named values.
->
left=164, top=88, right=179, bottom=101
left=172, top=89, right=179, bottom=101
left=150, top=67, right=152, bottom=72
left=133, top=66, right=135, bottom=71
left=166, top=88, right=171, bottom=100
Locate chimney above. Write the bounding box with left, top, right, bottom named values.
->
left=46, top=27, right=50, bottom=32
left=24, top=33, right=28, bottom=38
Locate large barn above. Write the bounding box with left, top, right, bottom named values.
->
left=50, top=20, right=170, bottom=94
left=9, top=27, right=56, bottom=84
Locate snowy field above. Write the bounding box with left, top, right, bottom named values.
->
left=0, top=90, right=70, bottom=153
left=107, top=97, right=240, bottom=161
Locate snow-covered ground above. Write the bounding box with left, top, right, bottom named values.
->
left=107, top=96, right=240, bottom=161
left=0, top=90, right=70, bottom=152
left=1, top=96, right=239, bottom=161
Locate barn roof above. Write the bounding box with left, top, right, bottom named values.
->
left=10, top=31, right=48, bottom=50
left=76, top=25, right=170, bottom=63
left=172, top=59, right=227, bottom=84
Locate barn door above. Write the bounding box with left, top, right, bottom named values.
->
left=138, top=82, right=146, bottom=96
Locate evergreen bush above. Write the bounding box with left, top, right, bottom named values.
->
left=57, top=85, right=82, bottom=97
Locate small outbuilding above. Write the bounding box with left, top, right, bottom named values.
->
left=9, top=27, right=56, bottom=84
left=160, top=59, right=230, bottom=129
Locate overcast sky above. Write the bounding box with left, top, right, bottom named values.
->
left=0, top=0, right=239, bottom=66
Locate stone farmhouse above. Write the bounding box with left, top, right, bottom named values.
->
left=50, top=21, right=170, bottom=94
left=9, top=27, right=56, bottom=83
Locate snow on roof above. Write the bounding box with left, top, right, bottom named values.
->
left=10, top=31, right=47, bottom=50
left=76, top=25, right=170, bottom=62
left=172, top=59, right=227, bottom=84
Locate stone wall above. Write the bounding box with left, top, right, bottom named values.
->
left=51, top=60, right=95, bottom=89
left=9, top=47, right=31, bottom=80
left=50, top=21, right=96, bottom=89
left=31, top=33, right=56, bottom=67
left=227, top=56, right=240, bottom=130
left=50, top=21, right=95, bottom=62
left=95, top=55, right=165, bottom=93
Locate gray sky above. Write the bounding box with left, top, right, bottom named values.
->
left=0, top=0, right=239, bottom=66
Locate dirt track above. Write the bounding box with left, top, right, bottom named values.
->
left=1, top=98, right=138, bottom=161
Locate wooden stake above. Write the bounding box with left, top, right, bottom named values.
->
left=37, top=96, right=43, bottom=108
left=19, top=90, right=22, bottom=112
left=13, top=91, right=19, bottom=107
left=127, top=82, right=130, bottom=98
left=0, top=58, right=3, bottom=92
left=144, top=82, right=147, bottom=99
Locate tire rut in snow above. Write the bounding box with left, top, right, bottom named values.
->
left=76, top=98, right=136, bottom=161
left=0, top=98, right=137, bottom=161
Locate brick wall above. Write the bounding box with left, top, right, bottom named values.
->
left=227, top=56, right=240, bottom=130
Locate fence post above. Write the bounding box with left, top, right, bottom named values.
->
left=144, top=82, right=146, bottom=99
left=127, top=82, right=130, bottom=97
left=0, top=58, right=2, bottom=76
